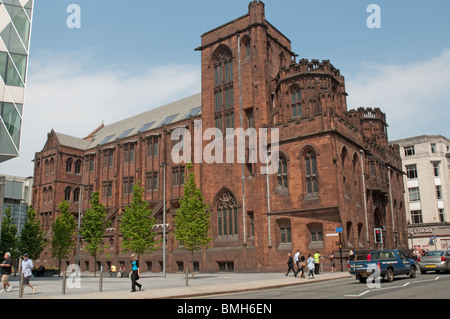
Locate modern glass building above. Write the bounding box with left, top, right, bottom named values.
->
left=0, top=0, right=33, bottom=162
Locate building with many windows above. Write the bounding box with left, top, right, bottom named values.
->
left=0, top=0, right=34, bottom=163
left=32, top=1, right=408, bottom=273
left=0, top=174, right=33, bottom=236
left=391, top=135, right=450, bottom=252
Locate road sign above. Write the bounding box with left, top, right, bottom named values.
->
left=336, top=227, right=343, bottom=233
left=326, top=233, right=339, bottom=237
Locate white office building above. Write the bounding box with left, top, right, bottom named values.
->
left=391, top=135, right=450, bottom=252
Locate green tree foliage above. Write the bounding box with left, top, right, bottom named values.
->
left=0, top=206, right=18, bottom=258
left=174, top=164, right=211, bottom=276
left=80, top=191, right=110, bottom=277
left=51, top=200, right=76, bottom=273
left=18, top=205, right=47, bottom=261
left=120, top=181, right=159, bottom=260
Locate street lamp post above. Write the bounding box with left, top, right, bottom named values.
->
left=76, top=185, right=84, bottom=274
left=161, top=162, right=168, bottom=278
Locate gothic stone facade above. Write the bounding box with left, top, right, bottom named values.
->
left=32, top=1, right=408, bottom=273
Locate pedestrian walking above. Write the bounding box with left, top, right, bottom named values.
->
left=294, top=250, right=300, bottom=277
left=307, top=254, right=315, bottom=279
left=314, top=251, right=321, bottom=274
left=20, top=253, right=36, bottom=295
left=329, top=251, right=336, bottom=273
left=298, top=252, right=306, bottom=278
left=130, top=254, right=142, bottom=292
left=0, top=252, right=13, bottom=293
left=285, top=253, right=295, bottom=276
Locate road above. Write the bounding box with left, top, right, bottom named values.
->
left=197, top=273, right=450, bottom=299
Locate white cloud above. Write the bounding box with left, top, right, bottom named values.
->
left=0, top=51, right=201, bottom=177
left=346, top=49, right=450, bottom=141
left=3, top=49, right=450, bottom=177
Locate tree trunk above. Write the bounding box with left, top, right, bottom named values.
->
left=191, top=251, right=194, bottom=279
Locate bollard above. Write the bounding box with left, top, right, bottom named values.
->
left=62, top=271, right=67, bottom=295
left=185, top=267, right=188, bottom=287
left=18, top=272, right=24, bottom=298
left=99, top=265, right=103, bottom=292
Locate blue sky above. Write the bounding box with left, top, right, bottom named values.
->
left=2, top=0, right=450, bottom=177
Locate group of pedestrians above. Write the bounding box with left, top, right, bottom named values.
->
left=0, top=252, right=36, bottom=295
left=286, top=250, right=337, bottom=279
left=1, top=252, right=143, bottom=296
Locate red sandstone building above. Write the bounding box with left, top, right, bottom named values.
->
left=32, top=1, right=408, bottom=273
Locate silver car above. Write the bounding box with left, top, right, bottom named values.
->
left=417, top=251, right=450, bottom=274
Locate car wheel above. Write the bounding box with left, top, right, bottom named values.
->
left=420, top=269, right=427, bottom=275
left=409, top=267, right=416, bottom=278
left=359, top=277, right=367, bottom=283
left=386, top=269, right=394, bottom=282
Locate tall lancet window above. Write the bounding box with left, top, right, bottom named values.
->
left=214, top=48, right=234, bottom=130
left=217, top=191, right=238, bottom=237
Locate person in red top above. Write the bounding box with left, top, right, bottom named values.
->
left=367, top=252, right=371, bottom=261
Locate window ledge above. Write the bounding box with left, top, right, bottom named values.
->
left=277, top=243, right=292, bottom=251
left=304, top=194, right=319, bottom=200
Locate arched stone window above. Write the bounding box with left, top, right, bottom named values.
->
left=64, top=186, right=72, bottom=201
left=241, top=35, right=251, bottom=58
left=43, top=187, right=48, bottom=203
left=50, top=157, right=55, bottom=174
left=48, top=186, right=53, bottom=203
left=277, top=218, right=291, bottom=244
left=66, top=158, right=73, bottom=173
left=290, top=85, right=302, bottom=118
left=277, top=154, right=288, bottom=188
left=307, top=222, right=323, bottom=249
left=216, top=190, right=238, bottom=237
left=74, top=159, right=82, bottom=174
left=213, top=46, right=234, bottom=130
left=305, top=150, right=318, bottom=195
left=73, top=187, right=80, bottom=202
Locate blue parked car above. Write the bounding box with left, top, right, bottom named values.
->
left=348, top=250, right=418, bottom=283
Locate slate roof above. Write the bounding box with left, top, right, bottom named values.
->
left=54, top=93, right=202, bottom=151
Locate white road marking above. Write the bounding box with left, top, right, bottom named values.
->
left=344, top=277, right=440, bottom=297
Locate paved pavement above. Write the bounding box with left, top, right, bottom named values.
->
left=0, top=270, right=352, bottom=299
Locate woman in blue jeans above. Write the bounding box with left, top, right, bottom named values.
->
left=130, top=254, right=142, bottom=292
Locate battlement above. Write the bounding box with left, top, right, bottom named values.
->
left=358, top=107, right=387, bottom=123
left=280, top=58, right=343, bottom=82
left=248, top=0, right=265, bottom=10
left=347, top=107, right=387, bottom=125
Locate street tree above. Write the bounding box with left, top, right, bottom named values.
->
left=120, top=181, right=159, bottom=261
left=18, top=205, right=47, bottom=261
left=0, top=206, right=18, bottom=259
left=51, top=200, right=77, bottom=275
left=80, top=191, right=110, bottom=277
left=174, top=163, right=211, bottom=278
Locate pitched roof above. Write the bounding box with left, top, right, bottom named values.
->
left=54, top=93, right=202, bottom=151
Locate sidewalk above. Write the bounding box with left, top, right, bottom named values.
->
left=1, top=271, right=352, bottom=299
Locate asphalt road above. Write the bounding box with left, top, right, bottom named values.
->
left=198, top=273, right=450, bottom=299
